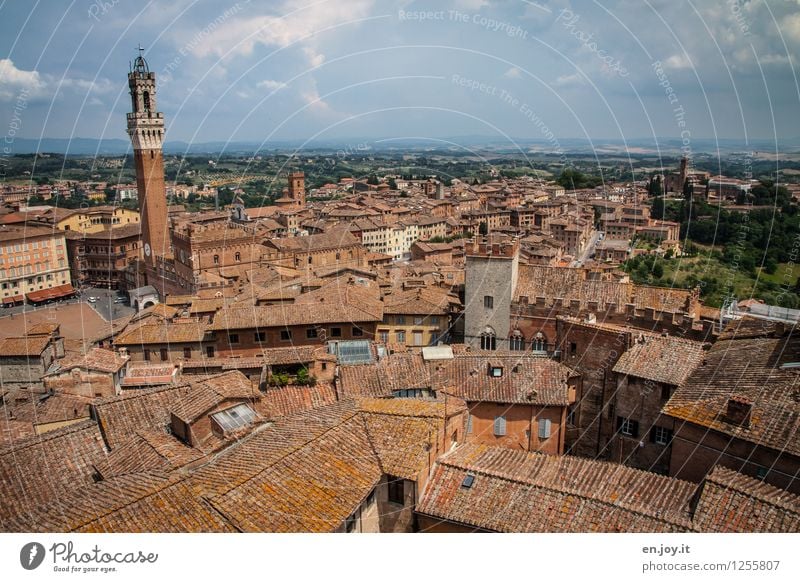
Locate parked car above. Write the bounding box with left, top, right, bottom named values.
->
left=87, top=296, right=98, bottom=303
left=114, top=297, right=127, bottom=304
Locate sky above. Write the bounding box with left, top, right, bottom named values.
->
left=1, top=0, right=799, bottom=148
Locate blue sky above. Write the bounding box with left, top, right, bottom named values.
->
left=1, top=0, right=799, bottom=145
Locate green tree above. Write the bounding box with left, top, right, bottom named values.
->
left=478, top=221, right=489, bottom=236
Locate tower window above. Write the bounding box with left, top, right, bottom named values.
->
left=213, top=255, right=219, bottom=264
left=143, top=91, right=151, bottom=112
left=484, top=295, right=494, bottom=309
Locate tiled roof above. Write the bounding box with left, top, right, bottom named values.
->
left=382, top=287, right=459, bottom=315
left=93, top=430, right=204, bottom=480
left=47, top=347, right=127, bottom=374
left=338, top=352, right=432, bottom=398
left=268, top=229, right=360, bottom=253
left=0, top=420, right=108, bottom=527
left=613, top=336, right=706, bottom=386
left=691, top=466, right=800, bottom=533
left=114, top=321, right=209, bottom=346
left=9, top=392, right=92, bottom=425
left=435, top=353, right=577, bottom=405
left=256, top=383, right=338, bottom=419
left=92, top=383, right=192, bottom=449
left=209, top=300, right=381, bottom=330
left=171, top=371, right=258, bottom=424
left=663, top=326, right=800, bottom=456
left=0, top=335, right=51, bottom=357
left=417, top=444, right=696, bottom=532
left=6, top=473, right=236, bottom=533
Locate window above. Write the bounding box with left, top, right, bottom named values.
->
left=235, top=252, right=241, bottom=262
left=509, top=331, right=524, bottom=351
left=366, top=490, right=375, bottom=506
left=413, top=331, right=423, bottom=346
left=414, top=316, right=423, bottom=325
left=490, top=366, right=503, bottom=377
left=493, top=416, right=506, bottom=436
left=570, top=342, right=577, bottom=356
left=229, top=333, right=240, bottom=344
left=280, top=329, right=292, bottom=341
left=387, top=476, right=404, bottom=505
left=617, top=416, right=639, bottom=437
left=431, top=316, right=439, bottom=325
left=538, top=418, right=552, bottom=440
left=160, top=348, right=168, bottom=361
left=567, top=407, right=578, bottom=427
left=330, top=327, right=342, bottom=338
left=484, top=295, right=494, bottom=309
left=351, top=326, right=363, bottom=337
left=480, top=329, right=496, bottom=350
left=308, top=256, right=312, bottom=264
left=532, top=332, right=547, bottom=353
left=254, top=331, right=266, bottom=343
left=461, top=474, right=475, bottom=489
left=378, top=330, right=389, bottom=343
left=650, top=426, right=673, bottom=446
left=396, top=315, right=405, bottom=325
left=660, top=384, right=672, bottom=400
left=206, top=346, right=215, bottom=358
left=467, top=414, right=473, bottom=434
left=143, top=349, right=150, bottom=361
left=211, top=404, right=257, bottom=434
left=213, top=255, right=219, bottom=264
left=306, top=328, right=317, bottom=339
left=183, top=347, right=192, bottom=359
left=396, top=330, right=406, bottom=344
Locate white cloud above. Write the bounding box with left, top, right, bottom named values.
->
left=190, top=0, right=374, bottom=69
left=503, top=67, right=521, bottom=79
left=452, top=0, right=491, bottom=9
left=257, top=79, right=288, bottom=91
left=780, top=13, right=800, bottom=42
left=552, top=73, right=584, bottom=87
left=663, top=54, right=692, bottom=70
left=0, top=59, right=47, bottom=100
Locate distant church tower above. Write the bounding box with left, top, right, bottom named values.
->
left=127, top=48, right=169, bottom=267
left=287, top=171, right=306, bottom=206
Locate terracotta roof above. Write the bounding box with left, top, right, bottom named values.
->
left=691, top=466, right=800, bottom=532
left=0, top=335, right=51, bottom=357
left=47, top=347, right=127, bottom=375
left=0, top=420, right=108, bottom=527
left=663, top=325, right=800, bottom=456
left=114, top=321, right=209, bottom=346
left=613, top=336, right=706, bottom=386
left=209, top=297, right=381, bottom=330
left=5, top=472, right=236, bottom=533
left=256, top=383, right=338, bottom=419
left=93, top=430, right=204, bottom=480
left=338, top=352, right=432, bottom=398
left=382, top=287, right=459, bottom=315
left=267, top=229, right=360, bottom=253
left=26, top=322, right=60, bottom=336
left=417, top=444, right=696, bottom=532
left=436, top=354, right=578, bottom=405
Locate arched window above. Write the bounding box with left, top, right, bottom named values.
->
left=143, top=91, right=151, bottom=112
left=509, top=330, right=524, bottom=351
left=532, top=332, right=547, bottom=354
left=235, top=252, right=241, bottom=262
left=480, top=326, right=497, bottom=351
left=213, top=255, right=219, bottom=265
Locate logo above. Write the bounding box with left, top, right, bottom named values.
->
left=20, top=542, right=46, bottom=570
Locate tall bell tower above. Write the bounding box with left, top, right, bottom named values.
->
left=127, top=47, right=169, bottom=267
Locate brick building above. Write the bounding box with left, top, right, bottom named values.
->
left=663, top=318, right=800, bottom=494
left=65, top=223, right=141, bottom=289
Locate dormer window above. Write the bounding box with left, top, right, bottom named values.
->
left=489, top=363, right=503, bottom=377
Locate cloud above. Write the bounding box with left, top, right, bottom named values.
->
left=780, top=13, right=800, bottom=42
left=662, top=54, right=692, bottom=70
left=503, top=67, right=522, bottom=79
left=257, top=79, right=288, bottom=91
left=0, top=59, right=47, bottom=101
left=552, top=73, right=584, bottom=87
left=189, top=0, right=374, bottom=69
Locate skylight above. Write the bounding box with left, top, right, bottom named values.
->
left=211, top=403, right=257, bottom=433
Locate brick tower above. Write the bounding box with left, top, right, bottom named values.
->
left=287, top=171, right=306, bottom=206
left=127, top=48, right=169, bottom=267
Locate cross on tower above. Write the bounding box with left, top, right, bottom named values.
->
left=137, top=44, right=144, bottom=57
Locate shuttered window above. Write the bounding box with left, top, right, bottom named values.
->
left=538, top=418, right=552, bottom=440
left=493, top=416, right=506, bottom=436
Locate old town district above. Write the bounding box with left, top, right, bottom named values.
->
left=0, top=54, right=797, bottom=534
